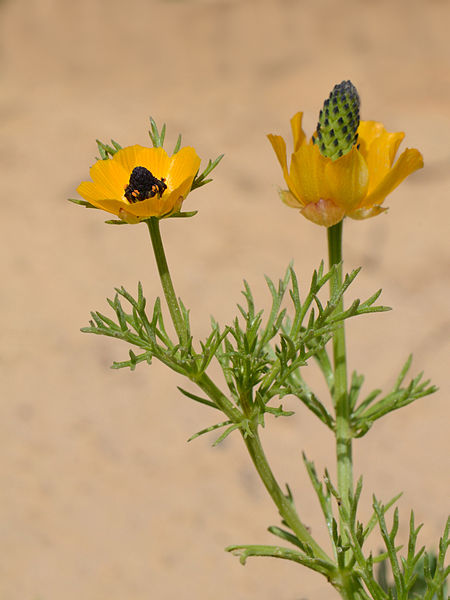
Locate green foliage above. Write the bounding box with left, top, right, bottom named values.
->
left=226, top=542, right=335, bottom=578
left=96, top=138, right=122, bottom=159
left=147, top=116, right=224, bottom=191
left=228, top=460, right=449, bottom=599
left=82, top=261, right=446, bottom=600
left=377, top=546, right=449, bottom=600
left=82, top=282, right=228, bottom=382
left=264, top=455, right=449, bottom=600
left=67, top=197, right=97, bottom=209
left=190, top=154, right=224, bottom=191
left=210, top=263, right=391, bottom=432
left=83, top=263, right=391, bottom=443
left=76, top=98, right=445, bottom=600
left=350, top=356, right=437, bottom=437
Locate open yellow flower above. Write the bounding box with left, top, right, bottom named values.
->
left=77, top=145, right=201, bottom=223
left=268, top=113, right=424, bottom=227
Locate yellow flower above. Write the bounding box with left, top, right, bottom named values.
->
left=77, top=145, right=201, bottom=223
left=268, top=113, right=424, bottom=227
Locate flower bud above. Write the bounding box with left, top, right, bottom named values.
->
left=314, top=80, right=360, bottom=161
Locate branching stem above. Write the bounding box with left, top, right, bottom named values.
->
left=147, top=216, right=331, bottom=565
left=242, top=425, right=332, bottom=563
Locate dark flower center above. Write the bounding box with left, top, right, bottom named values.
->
left=124, top=166, right=167, bottom=203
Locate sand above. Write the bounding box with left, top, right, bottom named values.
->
left=0, top=0, right=449, bottom=598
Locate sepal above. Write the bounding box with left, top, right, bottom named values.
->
left=68, top=197, right=98, bottom=209
left=148, top=116, right=223, bottom=191
left=96, top=138, right=122, bottom=160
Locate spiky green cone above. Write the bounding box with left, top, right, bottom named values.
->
left=313, top=80, right=360, bottom=161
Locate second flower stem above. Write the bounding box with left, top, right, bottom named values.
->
left=327, top=221, right=353, bottom=514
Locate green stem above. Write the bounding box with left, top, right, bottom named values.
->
left=147, top=219, right=241, bottom=421
left=196, top=373, right=242, bottom=423
left=147, top=218, right=187, bottom=346
left=195, top=376, right=331, bottom=564
left=196, top=372, right=331, bottom=562
left=198, top=376, right=332, bottom=563
left=146, top=217, right=332, bottom=566
left=327, top=221, right=353, bottom=513
left=243, top=426, right=332, bottom=564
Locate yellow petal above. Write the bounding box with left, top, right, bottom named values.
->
left=385, top=131, right=405, bottom=166
left=289, top=144, right=330, bottom=206
left=121, top=194, right=166, bottom=219
left=267, top=134, right=288, bottom=174
left=290, top=112, right=306, bottom=152
left=357, top=121, right=386, bottom=159
left=365, top=131, right=405, bottom=192
left=89, top=157, right=129, bottom=198
left=132, top=146, right=172, bottom=181
left=160, top=180, right=193, bottom=216
left=113, top=144, right=172, bottom=182
left=361, top=148, right=424, bottom=208
left=112, top=145, right=146, bottom=175
left=77, top=180, right=110, bottom=204
left=300, top=198, right=345, bottom=227
left=76, top=181, right=127, bottom=215
left=123, top=197, right=164, bottom=218
left=94, top=199, right=131, bottom=215
left=325, top=147, right=369, bottom=212
left=165, top=147, right=201, bottom=190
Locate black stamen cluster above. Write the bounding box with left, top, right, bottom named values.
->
left=124, top=166, right=167, bottom=203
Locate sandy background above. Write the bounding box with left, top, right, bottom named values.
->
left=0, top=0, right=449, bottom=598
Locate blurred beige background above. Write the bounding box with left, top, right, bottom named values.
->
left=0, top=0, right=449, bottom=598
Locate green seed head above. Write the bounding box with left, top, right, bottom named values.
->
left=314, top=80, right=360, bottom=161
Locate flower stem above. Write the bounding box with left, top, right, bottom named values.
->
left=146, top=218, right=241, bottom=420
left=197, top=377, right=332, bottom=563
left=327, top=221, right=353, bottom=513
left=146, top=217, right=332, bottom=566
left=242, top=426, right=332, bottom=564
left=147, top=218, right=188, bottom=346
